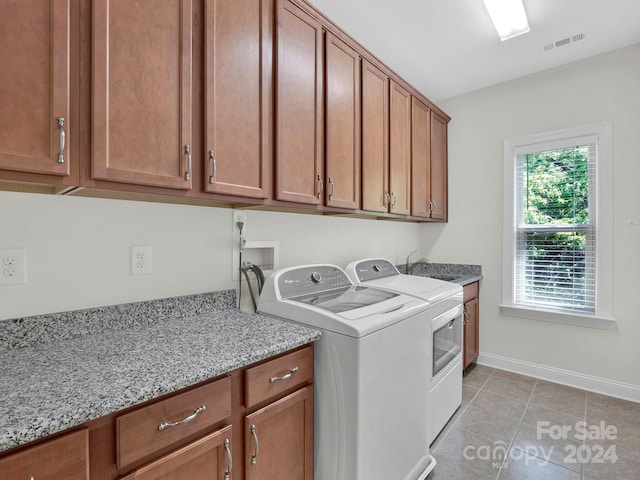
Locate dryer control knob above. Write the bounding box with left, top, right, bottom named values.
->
left=310, top=272, right=322, bottom=283
left=372, top=264, right=382, bottom=272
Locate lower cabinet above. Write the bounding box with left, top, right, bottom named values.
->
left=463, top=282, right=480, bottom=368
left=244, top=386, right=314, bottom=480
left=119, top=427, right=232, bottom=480
left=0, top=345, right=314, bottom=480
left=0, top=428, right=89, bottom=480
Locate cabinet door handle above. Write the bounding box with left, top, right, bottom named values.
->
left=328, top=176, right=335, bottom=200
left=57, top=117, right=65, bottom=163
left=269, top=366, right=298, bottom=383
left=157, top=405, right=205, bottom=431
left=183, top=144, right=192, bottom=181
left=428, top=199, right=433, bottom=215
left=316, top=174, right=323, bottom=199
left=224, top=438, right=232, bottom=479
left=250, top=424, right=260, bottom=465
left=208, top=150, right=216, bottom=184
left=391, top=191, right=397, bottom=208
left=383, top=190, right=390, bottom=207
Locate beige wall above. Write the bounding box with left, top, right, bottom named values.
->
left=426, top=44, right=640, bottom=387
left=0, top=192, right=420, bottom=320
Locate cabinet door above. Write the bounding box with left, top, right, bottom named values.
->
left=119, top=426, right=233, bottom=480
left=325, top=32, right=360, bottom=210
left=92, top=0, right=193, bottom=190
left=361, top=60, right=389, bottom=213
left=430, top=110, right=448, bottom=220
left=204, top=0, right=271, bottom=199
left=245, top=386, right=313, bottom=480
left=275, top=0, right=323, bottom=205
left=463, top=297, right=479, bottom=368
left=389, top=80, right=411, bottom=215
left=411, top=97, right=431, bottom=218
left=0, top=429, right=88, bottom=480
left=0, top=0, right=70, bottom=177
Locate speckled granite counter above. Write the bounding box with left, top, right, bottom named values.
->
left=398, top=262, right=482, bottom=286
left=0, top=291, right=320, bottom=453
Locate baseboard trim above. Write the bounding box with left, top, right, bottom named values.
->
left=477, top=352, right=640, bottom=403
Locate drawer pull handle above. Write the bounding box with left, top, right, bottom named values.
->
left=250, top=424, right=260, bottom=465
left=224, top=438, right=232, bottom=479
left=269, top=366, right=298, bottom=383
left=57, top=117, right=65, bottom=163
left=157, top=405, right=206, bottom=431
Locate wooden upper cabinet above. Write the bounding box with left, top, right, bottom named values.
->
left=361, top=59, right=389, bottom=213
left=389, top=80, right=411, bottom=215
left=92, top=0, right=193, bottom=190
left=0, top=0, right=70, bottom=177
left=204, top=0, right=272, bottom=199
left=275, top=0, right=323, bottom=205
left=430, top=110, right=448, bottom=220
left=324, top=32, right=361, bottom=210
left=411, top=97, right=431, bottom=218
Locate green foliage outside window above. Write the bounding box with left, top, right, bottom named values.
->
left=518, top=146, right=592, bottom=310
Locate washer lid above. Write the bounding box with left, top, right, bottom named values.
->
left=289, top=285, right=398, bottom=313
left=345, top=258, right=462, bottom=304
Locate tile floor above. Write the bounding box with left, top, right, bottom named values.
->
left=429, top=364, right=640, bottom=480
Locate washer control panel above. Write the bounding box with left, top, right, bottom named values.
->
left=278, top=265, right=352, bottom=298
left=353, top=259, right=399, bottom=282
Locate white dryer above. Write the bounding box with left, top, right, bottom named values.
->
left=258, top=264, right=436, bottom=480
left=345, top=258, right=464, bottom=444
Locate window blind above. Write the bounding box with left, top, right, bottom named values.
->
left=514, top=144, right=596, bottom=313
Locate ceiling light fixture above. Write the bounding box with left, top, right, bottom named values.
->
left=483, top=0, right=530, bottom=41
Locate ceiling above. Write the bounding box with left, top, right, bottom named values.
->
left=306, top=0, right=640, bottom=102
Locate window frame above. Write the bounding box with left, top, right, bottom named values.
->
left=501, top=122, right=614, bottom=328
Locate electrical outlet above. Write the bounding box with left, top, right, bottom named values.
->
left=233, top=209, right=247, bottom=235
left=0, top=248, right=27, bottom=285
left=130, top=246, right=152, bottom=275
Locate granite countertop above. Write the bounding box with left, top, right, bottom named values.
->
left=398, top=262, right=482, bottom=286
left=0, top=291, right=320, bottom=453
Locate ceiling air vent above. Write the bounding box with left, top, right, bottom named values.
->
left=541, top=33, right=586, bottom=53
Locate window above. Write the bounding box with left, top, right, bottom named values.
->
left=502, top=123, right=613, bottom=328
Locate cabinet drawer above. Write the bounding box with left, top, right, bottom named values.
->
left=116, top=376, right=231, bottom=469
left=245, top=346, right=313, bottom=408
left=0, top=428, right=89, bottom=480
left=463, top=281, right=479, bottom=302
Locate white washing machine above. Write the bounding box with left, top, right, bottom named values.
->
left=258, top=264, right=436, bottom=480
left=345, top=258, right=464, bottom=445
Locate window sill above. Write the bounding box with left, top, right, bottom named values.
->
left=500, top=304, right=614, bottom=329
